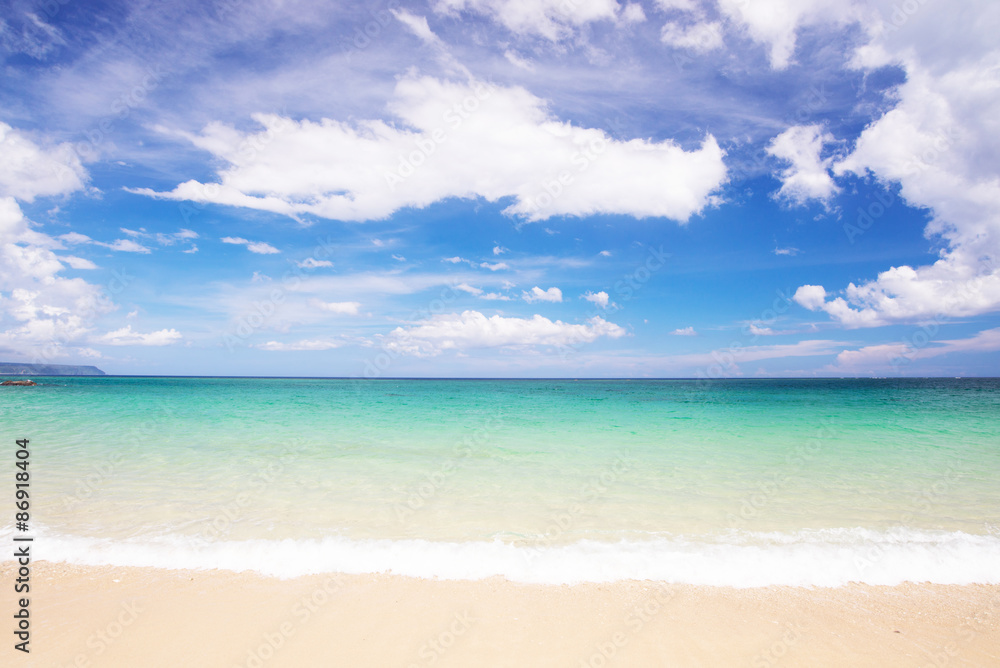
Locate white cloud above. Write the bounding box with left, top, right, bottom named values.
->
left=59, top=232, right=92, bottom=245
left=655, top=0, right=697, bottom=10
left=297, top=257, right=334, bottom=269
left=392, top=8, right=447, bottom=49
left=247, top=241, right=279, bottom=254
left=660, top=21, right=724, bottom=53
left=0, top=122, right=86, bottom=202
left=622, top=3, right=646, bottom=23
left=433, top=0, right=623, bottom=41
left=480, top=261, right=509, bottom=271
left=766, top=124, right=839, bottom=205
left=96, top=325, right=182, bottom=346
left=582, top=290, right=610, bottom=309
left=831, top=328, right=1000, bottom=373
left=0, top=197, right=112, bottom=358
left=222, top=236, right=280, bottom=254
left=62, top=256, right=98, bottom=269
left=155, top=229, right=199, bottom=245
left=135, top=75, right=727, bottom=224
left=493, top=245, right=507, bottom=255
left=257, top=339, right=342, bottom=351
left=312, top=300, right=361, bottom=315
left=443, top=256, right=465, bottom=263
left=749, top=324, right=774, bottom=336
left=671, top=326, right=697, bottom=336
left=381, top=310, right=626, bottom=356
left=773, top=246, right=799, bottom=256
left=795, top=2, right=1000, bottom=327
left=101, top=239, right=151, bottom=253
left=793, top=284, right=828, bottom=311
left=523, top=286, right=563, bottom=303
left=392, top=254, right=406, bottom=261
left=599, top=250, right=612, bottom=257
left=455, top=283, right=483, bottom=296
left=717, top=0, right=863, bottom=69
left=503, top=50, right=534, bottom=71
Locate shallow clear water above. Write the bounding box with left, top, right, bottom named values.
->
left=3, top=377, right=999, bottom=585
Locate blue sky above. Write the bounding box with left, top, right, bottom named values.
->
left=2, top=0, right=999, bottom=377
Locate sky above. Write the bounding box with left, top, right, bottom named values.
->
left=1, top=0, right=999, bottom=378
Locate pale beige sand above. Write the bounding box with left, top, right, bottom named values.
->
left=5, top=561, right=999, bottom=667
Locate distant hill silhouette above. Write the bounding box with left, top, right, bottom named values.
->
left=0, top=362, right=105, bottom=376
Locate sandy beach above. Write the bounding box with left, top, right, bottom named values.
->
left=7, top=561, right=998, bottom=667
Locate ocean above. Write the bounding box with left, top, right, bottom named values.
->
left=3, top=377, right=999, bottom=586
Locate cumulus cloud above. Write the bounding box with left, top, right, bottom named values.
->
left=0, top=122, right=86, bottom=202
left=134, top=75, right=727, bottom=224
left=257, top=339, right=342, bottom=351
left=381, top=310, right=626, bottom=356
left=221, top=236, right=280, bottom=254
left=522, top=286, right=562, bottom=303
left=766, top=124, right=839, bottom=205
left=792, top=1, right=1000, bottom=327
left=793, top=284, right=828, bottom=311
left=312, top=300, right=361, bottom=315
left=480, top=261, right=509, bottom=271
left=582, top=290, right=610, bottom=309
left=96, top=325, right=182, bottom=346
left=671, top=326, right=697, bottom=336
left=0, top=197, right=111, bottom=359
left=717, top=0, right=863, bottom=69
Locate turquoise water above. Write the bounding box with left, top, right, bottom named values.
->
left=2, top=377, right=999, bottom=585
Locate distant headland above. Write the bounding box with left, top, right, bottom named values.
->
left=0, top=362, right=106, bottom=376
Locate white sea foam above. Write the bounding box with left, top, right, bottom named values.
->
left=5, top=526, right=1000, bottom=586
